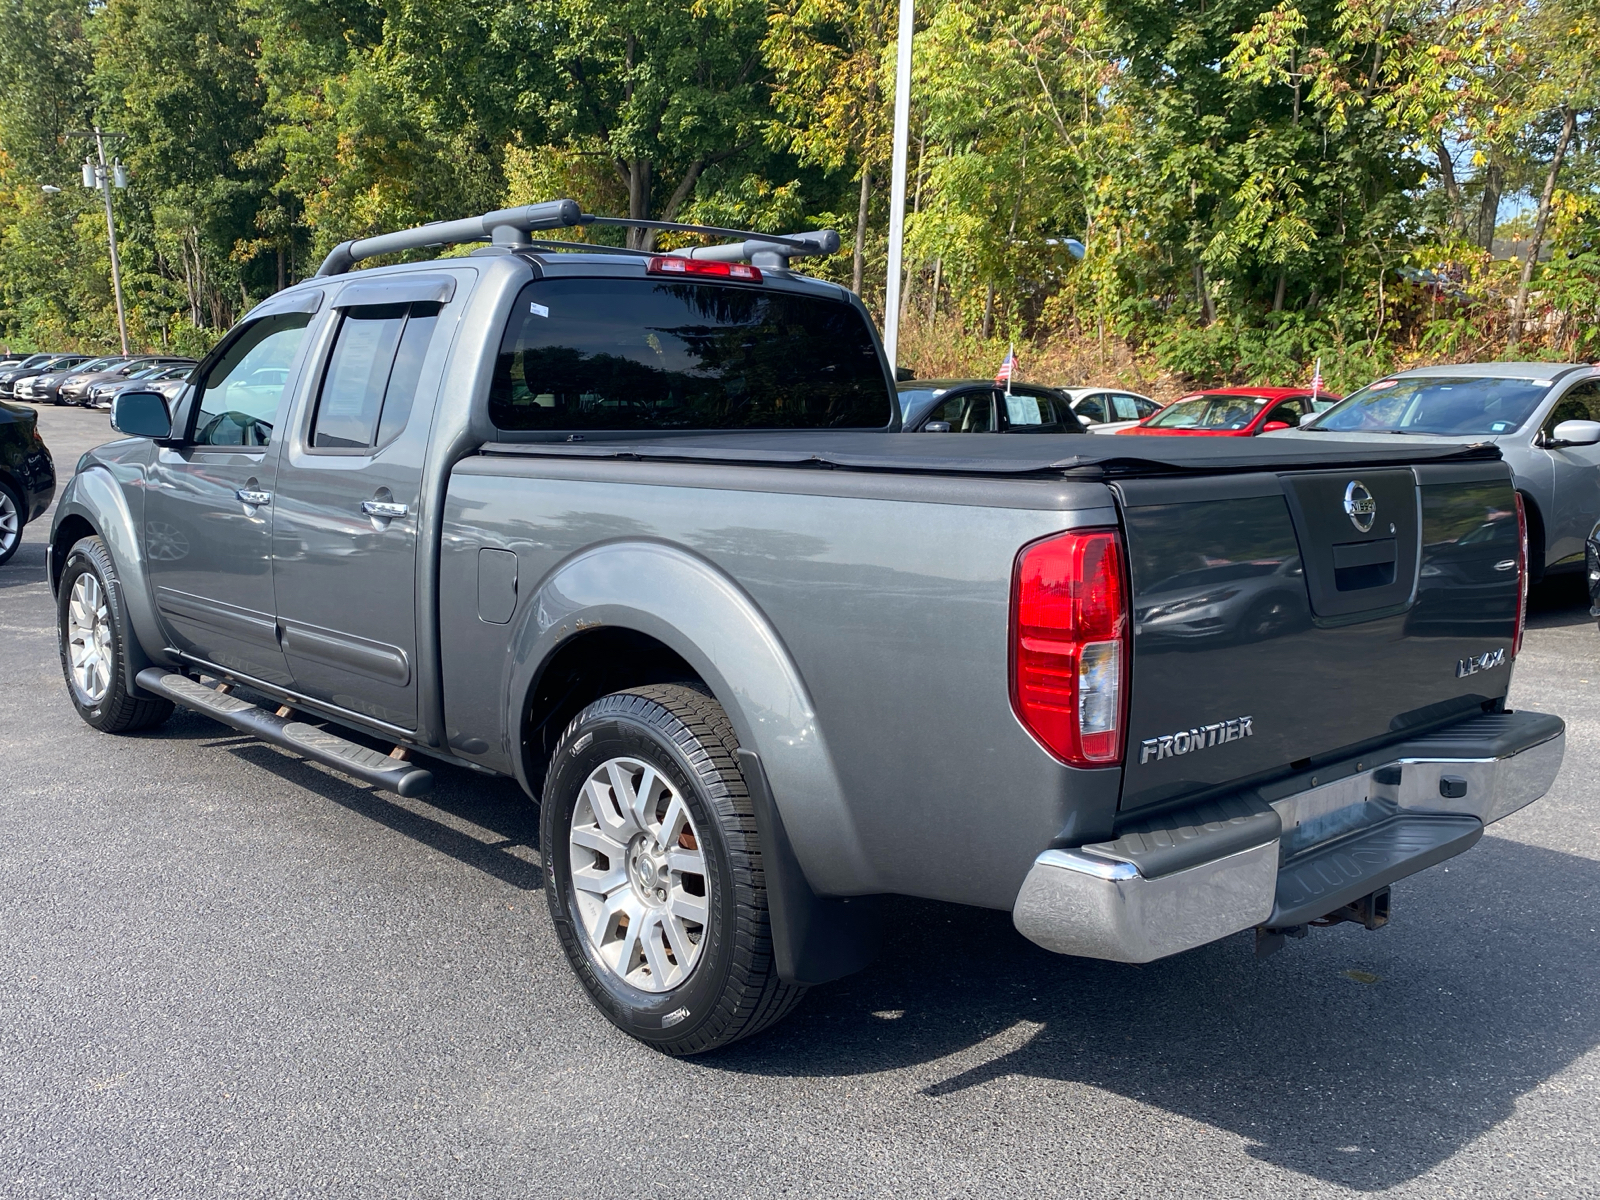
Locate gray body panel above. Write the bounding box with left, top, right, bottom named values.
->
left=439, top=455, right=1123, bottom=906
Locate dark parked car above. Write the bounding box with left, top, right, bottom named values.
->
left=0, top=397, right=56, bottom=565
left=897, top=379, right=1089, bottom=432
left=2, top=355, right=88, bottom=399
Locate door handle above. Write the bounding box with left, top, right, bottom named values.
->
left=361, top=500, right=410, bottom=519
left=236, top=489, right=271, bottom=505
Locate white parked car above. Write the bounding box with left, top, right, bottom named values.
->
left=1060, top=387, right=1161, bottom=433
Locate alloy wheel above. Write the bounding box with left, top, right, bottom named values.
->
left=0, top=489, right=17, bottom=558
left=569, top=756, right=709, bottom=993
left=67, top=572, right=113, bottom=704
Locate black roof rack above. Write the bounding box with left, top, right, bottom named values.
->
left=313, top=199, right=840, bottom=277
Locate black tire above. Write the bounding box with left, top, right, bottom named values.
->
left=0, top=478, right=23, bottom=567
left=56, top=535, right=173, bottom=733
left=541, top=684, right=805, bottom=1055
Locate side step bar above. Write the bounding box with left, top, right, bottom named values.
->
left=137, top=669, right=433, bottom=797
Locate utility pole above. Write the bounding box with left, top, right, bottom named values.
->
left=882, top=0, right=914, bottom=372
left=70, top=128, right=130, bottom=355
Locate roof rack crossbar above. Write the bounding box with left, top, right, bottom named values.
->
left=314, top=199, right=840, bottom=277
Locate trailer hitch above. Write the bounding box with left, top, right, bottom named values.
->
left=1255, top=885, right=1392, bottom=959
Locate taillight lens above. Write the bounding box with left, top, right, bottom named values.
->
left=1011, top=528, right=1130, bottom=766
left=1514, top=492, right=1528, bottom=656
left=646, top=256, right=762, bottom=282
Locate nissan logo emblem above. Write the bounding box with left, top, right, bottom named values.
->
left=1344, top=480, right=1377, bottom=532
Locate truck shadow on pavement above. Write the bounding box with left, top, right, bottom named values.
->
left=160, top=712, right=544, bottom=891
left=714, top=835, right=1600, bottom=1191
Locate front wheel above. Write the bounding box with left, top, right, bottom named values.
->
left=57, top=536, right=173, bottom=733
left=541, top=684, right=805, bottom=1054
left=0, top=480, right=22, bottom=567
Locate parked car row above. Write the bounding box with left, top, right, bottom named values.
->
left=898, top=361, right=1600, bottom=585
left=0, top=352, right=195, bottom=405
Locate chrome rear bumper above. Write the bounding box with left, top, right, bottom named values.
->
left=1013, top=711, right=1565, bottom=963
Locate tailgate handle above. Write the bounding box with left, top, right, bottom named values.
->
left=1333, top=537, right=1396, bottom=591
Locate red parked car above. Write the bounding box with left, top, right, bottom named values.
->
left=1117, top=387, right=1339, bottom=437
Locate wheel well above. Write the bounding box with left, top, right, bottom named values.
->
left=519, top=628, right=700, bottom=797
left=1517, top=490, right=1546, bottom=583
left=50, top=514, right=96, bottom=588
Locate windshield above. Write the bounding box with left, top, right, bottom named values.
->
left=492, top=279, right=892, bottom=431
left=1313, top=376, right=1550, bottom=435
left=1147, top=394, right=1270, bottom=430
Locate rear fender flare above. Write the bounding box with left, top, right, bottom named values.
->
left=507, top=539, right=875, bottom=895
left=51, top=466, right=166, bottom=683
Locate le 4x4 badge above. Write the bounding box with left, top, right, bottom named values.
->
left=1457, top=647, right=1507, bottom=678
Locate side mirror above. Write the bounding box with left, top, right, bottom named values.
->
left=1298, top=412, right=1319, bottom=427
left=1262, top=421, right=1291, bottom=432
left=922, top=420, right=952, bottom=433
left=110, top=389, right=172, bottom=439
left=1551, top=419, right=1600, bottom=447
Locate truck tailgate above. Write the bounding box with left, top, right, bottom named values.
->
left=1117, top=461, right=1520, bottom=814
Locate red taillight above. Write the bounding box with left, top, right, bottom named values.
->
left=1011, top=528, right=1130, bottom=766
left=646, top=256, right=762, bottom=283
left=1514, top=492, right=1528, bottom=657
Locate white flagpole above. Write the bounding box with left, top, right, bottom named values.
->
left=1006, top=342, right=1014, bottom=395
left=882, top=0, right=915, bottom=371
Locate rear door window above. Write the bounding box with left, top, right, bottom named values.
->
left=491, top=278, right=891, bottom=430
left=1110, top=393, right=1141, bottom=421
left=310, top=302, right=441, bottom=450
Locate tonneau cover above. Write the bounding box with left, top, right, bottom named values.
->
left=479, top=430, right=1501, bottom=477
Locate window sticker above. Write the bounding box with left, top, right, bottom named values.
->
left=529, top=302, right=550, bottom=317
left=1367, top=379, right=1398, bottom=390
left=1006, top=394, right=1044, bottom=425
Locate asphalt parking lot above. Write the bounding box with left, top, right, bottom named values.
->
left=2, top=403, right=1597, bottom=1199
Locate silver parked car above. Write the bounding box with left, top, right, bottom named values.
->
left=1281, top=362, right=1600, bottom=581
left=1059, top=386, right=1161, bottom=433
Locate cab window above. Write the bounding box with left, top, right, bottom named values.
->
left=191, top=312, right=312, bottom=447
left=924, top=390, right=995, bottom=432
left=1543, top=381, right=1600, bottom=437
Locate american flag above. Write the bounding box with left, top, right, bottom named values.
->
left=995, top=344, right=1016, bottom=390
left=1310, top=356, right=1324, bottom=394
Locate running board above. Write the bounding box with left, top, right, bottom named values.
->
left=136, top=669, right=433, bottom=797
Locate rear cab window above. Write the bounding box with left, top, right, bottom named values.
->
left=490, top=277, right=891, bottom=431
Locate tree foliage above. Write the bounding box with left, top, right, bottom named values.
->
left=0, top=0, right=1596, bottom=391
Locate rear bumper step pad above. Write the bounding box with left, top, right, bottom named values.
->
left=136, top=669, right=433, bottom=797
left=1013, top=709, right=1562, bottom=962
left=1269, top=812, right=1482, bottom=928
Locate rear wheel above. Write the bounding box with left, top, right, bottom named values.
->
left=541, top=684, right=804, bottom=1054
left=0, top=480, right=21, bottom=567
left=57, top=536, right=173, bottom=733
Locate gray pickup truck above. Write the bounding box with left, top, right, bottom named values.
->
left=50, top=202, right=1566, bottom=1055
